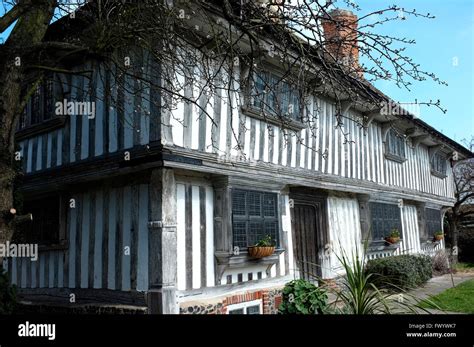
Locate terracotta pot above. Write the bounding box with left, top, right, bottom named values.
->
left=434, top=234, right=444, bottom=241
left=247, top=246, right=275, bottom=258
left=385, top=236, right=400, bottom=244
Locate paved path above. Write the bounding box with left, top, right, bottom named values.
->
left=408, top=272, right=474, bottom=300
left=407, top=272, right=474, bottom=314
left=326, top=272, right=474, bottom=314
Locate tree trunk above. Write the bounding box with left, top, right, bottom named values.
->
left=0, top=0, right=56, bottom=264
left=449, top=218, right=458, bottom=265
left=0, top=45, right=23, bottom=259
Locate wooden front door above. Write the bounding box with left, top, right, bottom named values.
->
left=293, top=203, right=320, bottom=280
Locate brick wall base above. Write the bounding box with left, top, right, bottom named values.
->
left=180, top=288, right=283, bottom=314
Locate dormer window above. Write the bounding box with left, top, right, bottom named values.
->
left=431, top=152, right=447, bottom=177
left=385, top=129, right=406, bottom=163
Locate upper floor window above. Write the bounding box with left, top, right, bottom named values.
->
left=232, top=189, right=279, bottom=250
left=251, top=71, right=301, bottom=121
left=431, top=152, right=447, bottom=177
left=19, top=75, right=57, bottom=130
left=385, top=129, right=406, bottom=161
left=370, top=202, right=402, bottom=241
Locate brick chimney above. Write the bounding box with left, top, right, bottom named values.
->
left=321, top=9, right=361, bottom=77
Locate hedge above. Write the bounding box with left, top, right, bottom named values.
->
left=365, top=254, right=432, bottom=290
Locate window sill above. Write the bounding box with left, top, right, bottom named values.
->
left=421, top=239, right=441, bottom=245
left=368, top=240, right=402, bottom=252
left=16, top=116, right=66, bottom=141
left=430, top=169, right=447, bottom=179
left=384, top=153, right=407, bottom=164
left=241, top=106, right=306, bottom=132
left=215, top=249, right=284, bottom=283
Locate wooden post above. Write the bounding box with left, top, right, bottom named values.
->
left=213, top=177, right=232, bottom=285
left=415, top=202, right=427, bottom=242
left=213, top=177, right=232, bottom=254
left=357, top=194, right=371, bottom=243
left=147, top=168, right=178, bottom=314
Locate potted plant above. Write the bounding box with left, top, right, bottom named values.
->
left=434, top=231, right=444, bottom=241
left=385, top=229, right=400, bottom=244
left=248, top=235, right=276, bottom=258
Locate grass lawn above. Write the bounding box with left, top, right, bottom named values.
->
left=421, top=279, right=474, bottom=313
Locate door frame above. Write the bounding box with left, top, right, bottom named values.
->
left=289, top=188, right=329, bottom=279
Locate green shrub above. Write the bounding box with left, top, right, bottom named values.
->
left=279, top=279, right=328, bottom=314
left=365, top=254, right=432, bottom=290
left=0, top=268, right=17, bottom=314
left=417, top=255, right=433, bottom=281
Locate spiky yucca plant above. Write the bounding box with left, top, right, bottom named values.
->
left=328, top=245, right=437, bottom=314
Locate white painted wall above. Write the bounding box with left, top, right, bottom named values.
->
left=175, top=181, right=215, bottom=290
left=397, top=204, right=421, bottom=255
left=162, top=65, right=455, bottom=200
left=324, top=195, right=362, bottom=278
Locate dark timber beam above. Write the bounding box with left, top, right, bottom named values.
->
left=405, top=127, right=424, bottom=139
left=147, top=168, right=178, bottom=314
left=364, top=110, right=380, bottom=128
left=340, top=100, right=353, bottom=117
left=356, top=193, right=371, bottom=242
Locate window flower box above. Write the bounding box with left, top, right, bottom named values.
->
left=434, top=231, right=444, bottom=241
left=247, top=235, right=276, bottom=259
left=247, top=246, right=275, bottom=259
left=384, top=229, right=401, bottom=245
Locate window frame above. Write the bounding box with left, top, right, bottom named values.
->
left=430, top=152, right=447, bottom=178
left=385, top=129, right=406, bottom=163
left=227, top=299, right=263, bottom=315
left=249, top=69, right=302, bottom=122
left=213, top=181, right=285, bottom=284
left=231, top=189, right=280, bottom=251
left=425, top=208, right=442, bottom=237
left=19, top=73, right=58, bottom=131
left=369, top=202, right=403, bottom=242
left=20, top=194, right=67, bottom=248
